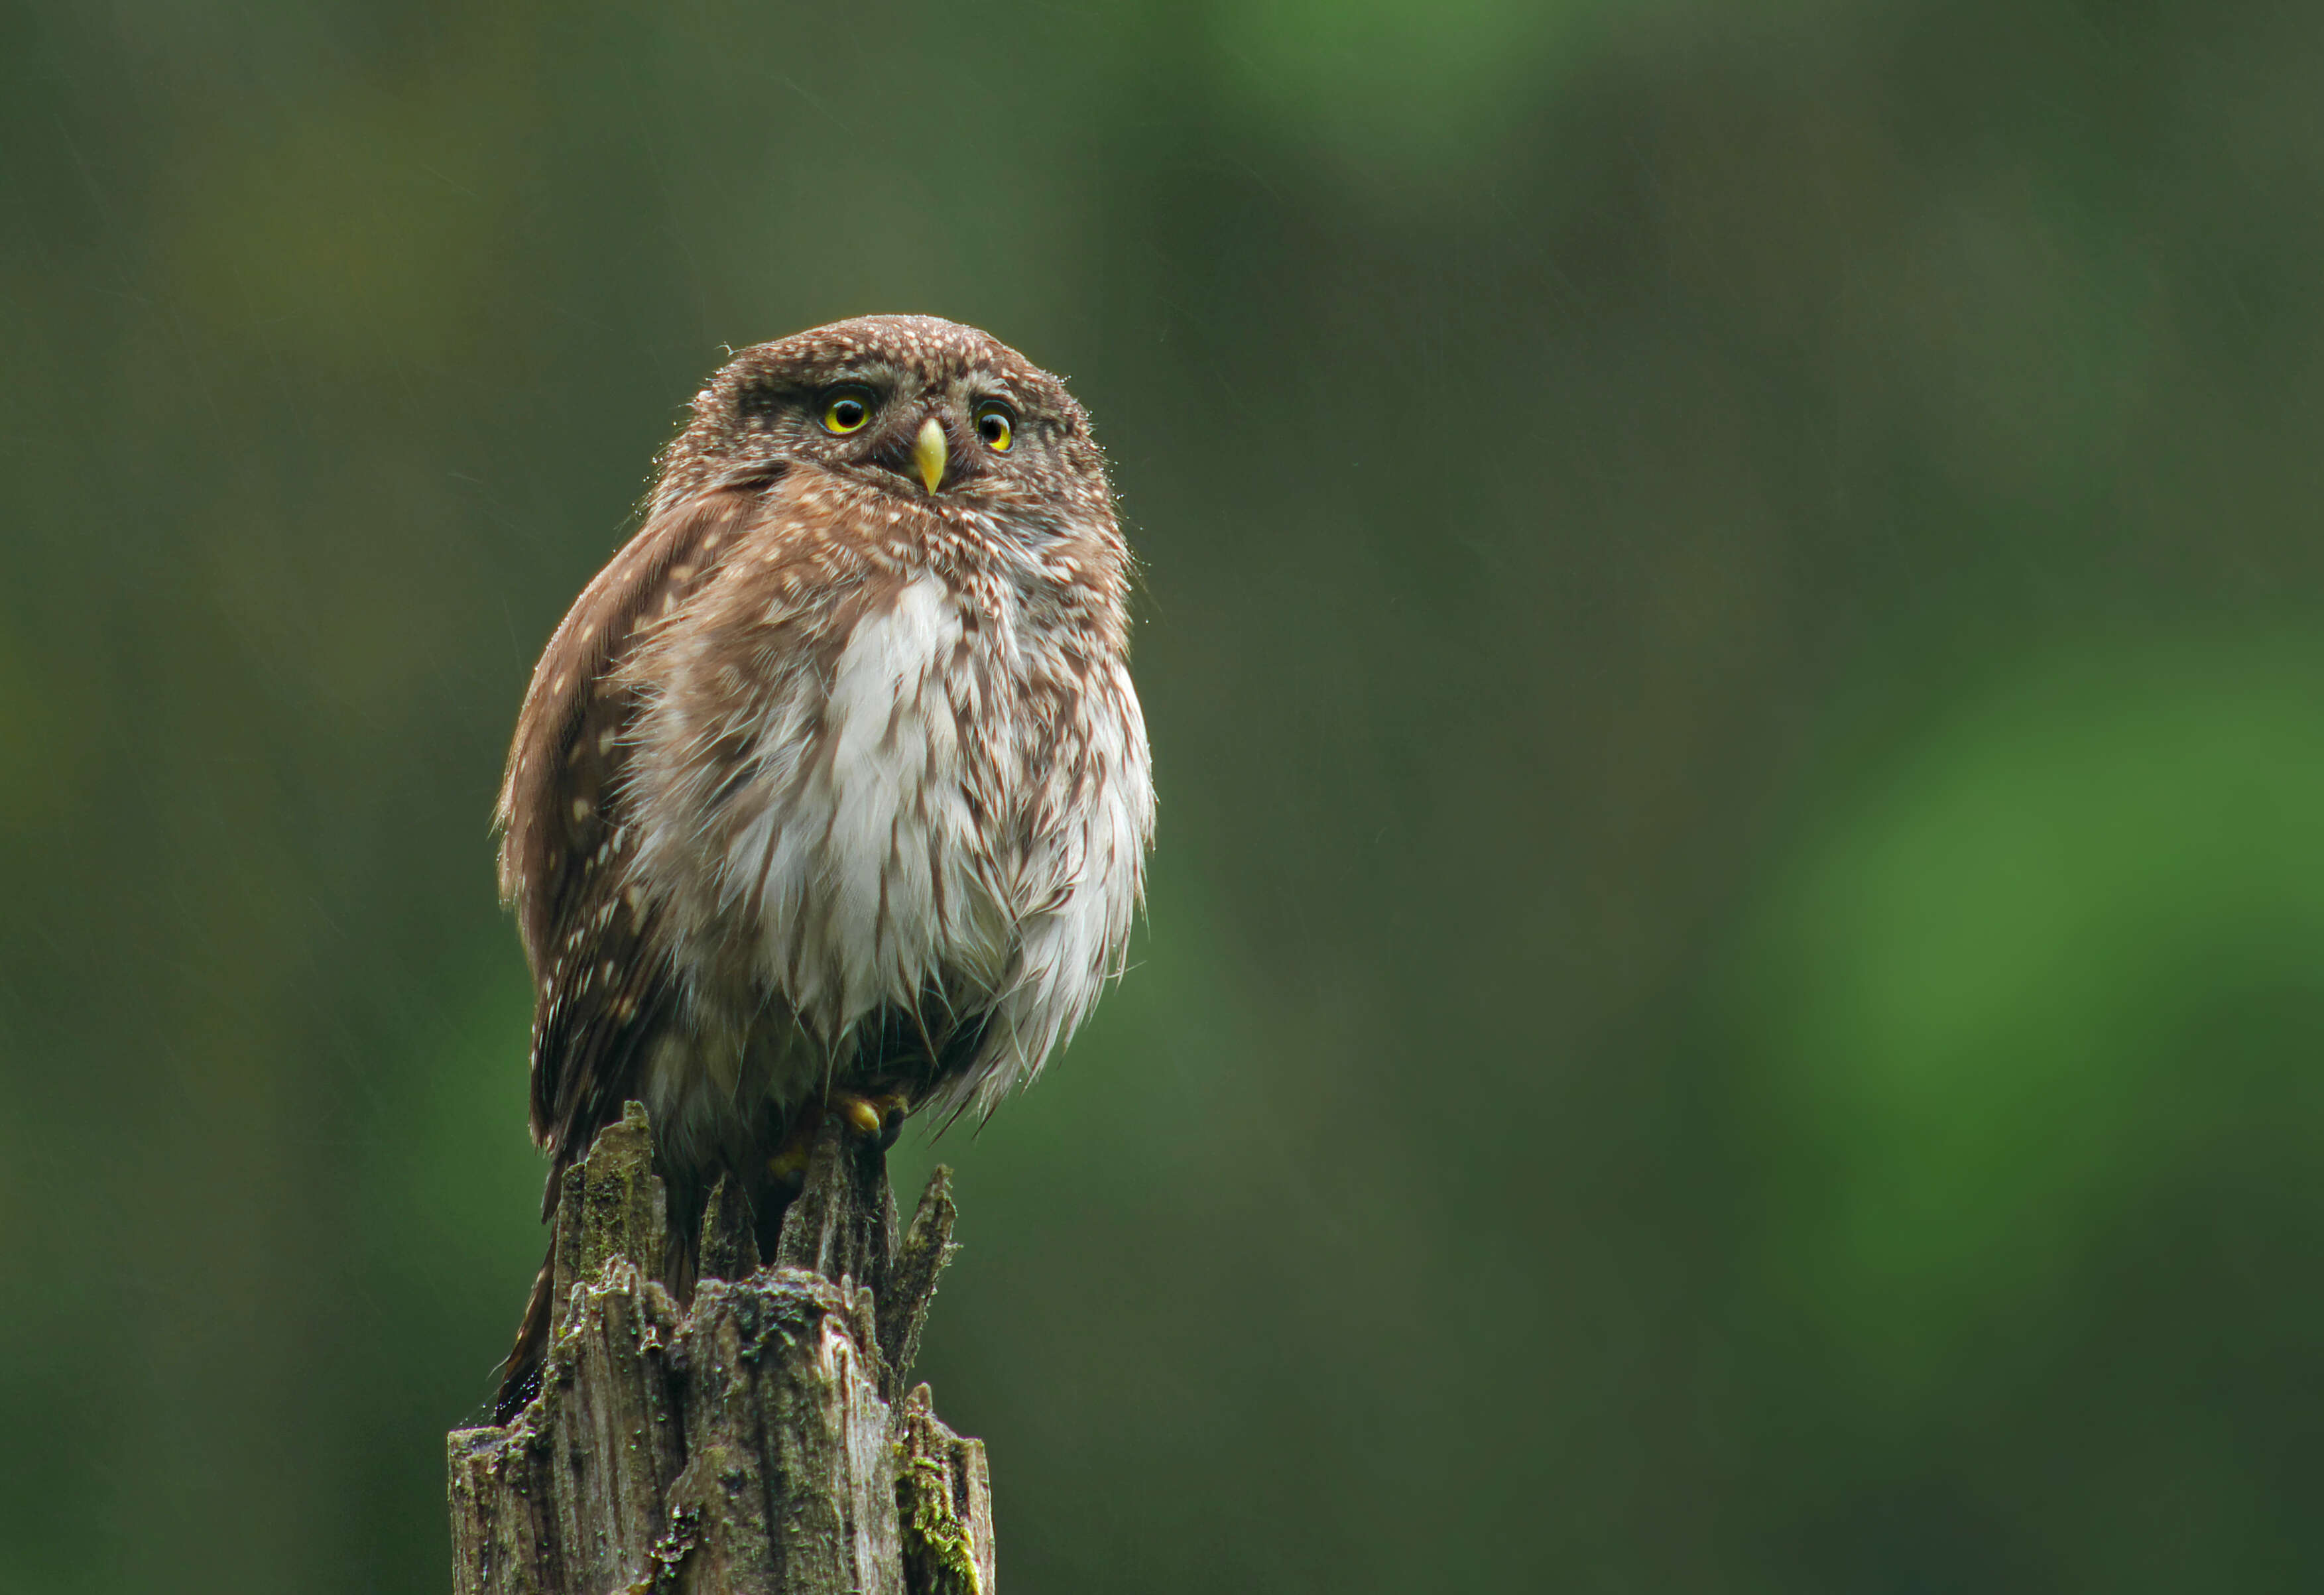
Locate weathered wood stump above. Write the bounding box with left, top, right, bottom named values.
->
left=448, top=1102, right=995, bottom=1594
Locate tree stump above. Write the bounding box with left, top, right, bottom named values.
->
left=447, top=1102, right=995, bottom=1594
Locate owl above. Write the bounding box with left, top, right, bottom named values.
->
left=490, top=316, right=1152, bottom=1420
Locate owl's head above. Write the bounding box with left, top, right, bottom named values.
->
left=653, top=315, right=1107, bottom=528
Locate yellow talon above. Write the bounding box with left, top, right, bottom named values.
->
left=833, top=1093, right=885, bottom=1138
left=830, top=1088, right=912, bottom=1148
left=767, top=1092, right=914, bottom=1185
left=766, top=1138, right=812, bottom=1184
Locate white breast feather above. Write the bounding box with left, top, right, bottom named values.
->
left=969, top=662, right=1152, bottom=1116
left=633, top=569, right=1152, bottom=1121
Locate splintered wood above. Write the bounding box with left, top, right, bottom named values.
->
left=448, top=1104, right=994, bottom=1594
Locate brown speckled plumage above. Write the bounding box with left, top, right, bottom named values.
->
left=491, top=316, right=1152, bottom=1418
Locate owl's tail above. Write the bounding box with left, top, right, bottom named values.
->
left=491, top=1250, right=554, bottom=1425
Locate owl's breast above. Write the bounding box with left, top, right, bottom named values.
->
left=625, top=565, right=1081, bottom=1053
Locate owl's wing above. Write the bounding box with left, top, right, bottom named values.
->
left=496, top=475, right=773, bottom=1202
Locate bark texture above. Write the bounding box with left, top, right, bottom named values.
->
left=448, top=1103, right=993, bottom=1594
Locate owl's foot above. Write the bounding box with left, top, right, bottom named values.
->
left=764, top=1089, right=912, bottom=1193
left=829, top=1087, right=910, bottom=1149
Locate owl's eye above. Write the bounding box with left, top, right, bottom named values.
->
left=974, top=401, right=1014, bottom=453
left=821, top=388, right=875, bottom=434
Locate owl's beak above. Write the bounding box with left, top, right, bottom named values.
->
left=912, top=416, right=948, bottom=494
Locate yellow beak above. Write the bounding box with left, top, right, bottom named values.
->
left=912, top=416, right=948, bottom=494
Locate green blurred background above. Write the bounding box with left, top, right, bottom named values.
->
left=6, top=1, right=2323, bottom=1589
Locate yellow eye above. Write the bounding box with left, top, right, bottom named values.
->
left=975, top=402, right=1014, bottom=452
left=822, top=390, right=873, bottom=434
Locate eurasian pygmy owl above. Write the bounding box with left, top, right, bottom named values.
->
left=491, top=316, right=1152, bottom=1419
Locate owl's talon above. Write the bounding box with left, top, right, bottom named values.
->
left=766, top=1124, right=814, bottom=1195
left=829, top=1089, right=910, bottom=1150
left=766, top=1090, right=910, bottom=1191
left=833, top=1093, right=885, bottom=1139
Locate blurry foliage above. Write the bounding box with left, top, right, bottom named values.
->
left=1216, top=0, right=1606, bottom=178
left=1720, top=643, right=2324, bottom=1585
left=4, top=0, right=2322, bottom=1590
left=1743, top=650, right=2324, bottom=1363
